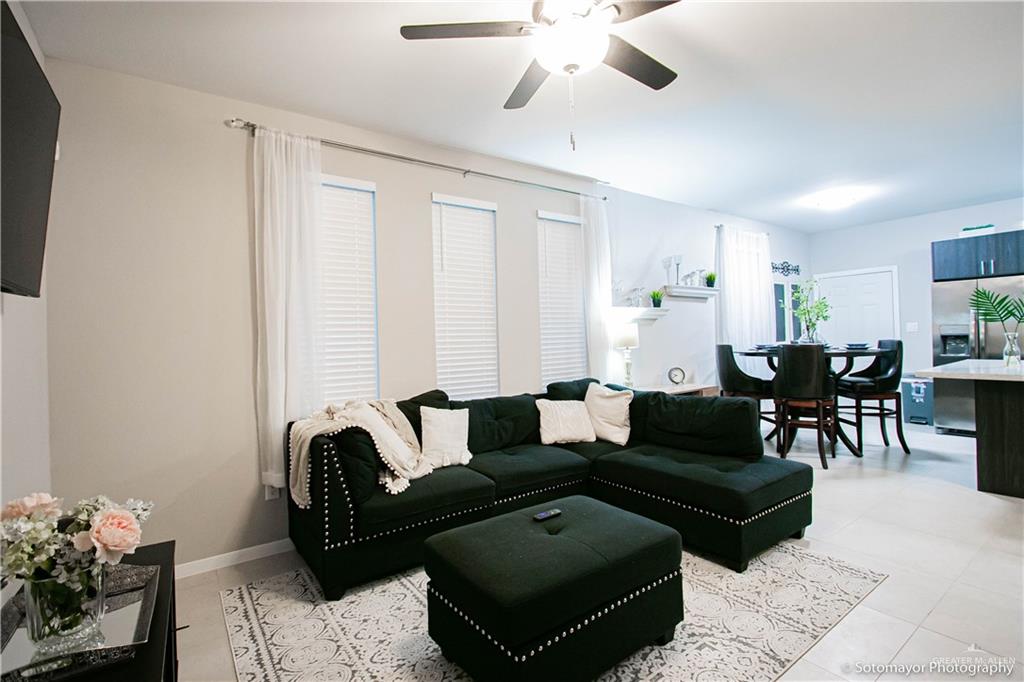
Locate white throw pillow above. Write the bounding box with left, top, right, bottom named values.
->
left=536, top=399, right=597, bottom=445
left=420, top=406, right=473, bottom=468
left=584, top=383, right=633, bottom=446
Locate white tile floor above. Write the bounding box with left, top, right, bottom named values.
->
left=174, top=424, right=1023, bottom=681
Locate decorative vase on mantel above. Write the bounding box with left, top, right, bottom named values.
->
left=23, top=566, right=106, bottom=651
left=1004, top=332, right=1021, bottom=368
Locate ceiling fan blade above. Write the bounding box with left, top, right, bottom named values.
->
left=603, top=34, right=677, bottom=90
left=400, top=21, right=533, bottom=40
left=609, top=0, right=680, bottom=23
left=532, top=1, right=545, bottom=23
left=504, top=60, right=550, bottom=109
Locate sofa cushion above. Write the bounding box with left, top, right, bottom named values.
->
left=606, top=384, right=653, bottom=443
left=316, top=430, right=380, bottom=505
left=585, top=383, right=632, bottom=445
left=421, top=406, right=472, bottom=468
left=449, top=394, right=541, bottom=454
left=545, top=377, right=598, bottom=401
left=537, top=399, right=596, bottom=444
left=396, top=389, right=450, bottom=445
left=556, top=440, right=628, bottom=461
left=467, top=444, right=590, bottom=497
left=423, top=495, right=681, bottom=647
left=357, top=466, right=496, bottom=536
left=643, top=393, right=763, bottom=460
left=592, top=444, right=813, bottom=519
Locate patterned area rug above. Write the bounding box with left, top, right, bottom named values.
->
left=221, top=541, right=885, bottom=681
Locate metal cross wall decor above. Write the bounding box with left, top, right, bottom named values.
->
left=772, top=261, right=801, bottom=277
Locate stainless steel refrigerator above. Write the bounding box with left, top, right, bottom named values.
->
left=931, top=274, right=1024, bottom=432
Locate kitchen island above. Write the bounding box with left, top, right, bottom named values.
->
left=917, top=359, right=1023, bottom=498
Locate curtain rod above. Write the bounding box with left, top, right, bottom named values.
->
left=225, top=118, right=608, bottom=201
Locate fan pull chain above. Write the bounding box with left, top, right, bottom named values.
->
left=568, top=75, right=576, bottom=152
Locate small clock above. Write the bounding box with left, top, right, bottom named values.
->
left=668, top=367, right=686, bottom=384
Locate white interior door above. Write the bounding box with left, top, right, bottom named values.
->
left=815, top=268, right=899, bottom=345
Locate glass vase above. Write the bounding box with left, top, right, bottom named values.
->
left=1004, top=332, right=1021, bottom=368
left=23, top=567, right=105, bottom=652
left=799, top=325, right=821, bottom=344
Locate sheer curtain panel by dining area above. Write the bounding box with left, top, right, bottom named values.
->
left=715, top=226, right=776, bottom=375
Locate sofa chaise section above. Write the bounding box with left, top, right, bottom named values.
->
left=590, top=393, right=813, bottom=571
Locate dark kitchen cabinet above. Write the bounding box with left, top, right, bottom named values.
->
left=932, top=231, right=1024, bottom=281
left=986, top=231, right=1023, bottom=277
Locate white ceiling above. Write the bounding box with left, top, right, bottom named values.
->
left=24, top=1, right=1024, bottom=232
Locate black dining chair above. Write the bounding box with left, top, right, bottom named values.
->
left=773, top=344, right=836, bottom=469
left=716, top=345, right=777, bottom=437
left=837, top=340, right=911, bottom=454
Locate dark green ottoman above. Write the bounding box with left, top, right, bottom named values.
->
left=423, top=495, right=683, bottom=682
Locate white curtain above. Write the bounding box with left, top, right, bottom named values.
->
left=716, top=226, right=775, bottom=374
left=581, top=195, right=614, bottom=381
left=254, top=128, right=323, bottom=488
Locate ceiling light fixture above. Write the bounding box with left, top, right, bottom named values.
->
left=533, top=7, right=614, bottom=76
left=796, top=185, right=880, bottom=211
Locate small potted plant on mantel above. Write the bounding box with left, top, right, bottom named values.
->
left=705, top=272, right=717, bottom=288
left=650, top=290, right=664, bottom=308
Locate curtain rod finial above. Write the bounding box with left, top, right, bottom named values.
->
left=225, top=118, right=248, bottom=129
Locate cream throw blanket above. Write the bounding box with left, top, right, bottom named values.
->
left=288, top=400, right=433, bottom=509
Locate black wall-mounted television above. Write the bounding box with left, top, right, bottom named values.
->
left=1, top=1, right=61, bottom=298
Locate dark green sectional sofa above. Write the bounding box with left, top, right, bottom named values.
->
left=287, top=378, right=813, bottom=600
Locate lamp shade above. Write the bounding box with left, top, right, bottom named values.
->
left=614, top=323, right=640, bottom=350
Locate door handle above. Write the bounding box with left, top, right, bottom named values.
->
left=990, top=259, right=995, bottom=274
left=979, top=260, right=985, bottom=275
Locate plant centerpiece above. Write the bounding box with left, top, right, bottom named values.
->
left=1, top=493, right=153, bottom=650
left=791, top=280, right=831, bottom=343
left=969, top=288, right=1024, bottom=367
left=705, top=272, right=717, bottom=288
left=650, top=289, right=664, bottom=308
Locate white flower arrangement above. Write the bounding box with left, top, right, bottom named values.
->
left=1, top=493, right=154, bottom=643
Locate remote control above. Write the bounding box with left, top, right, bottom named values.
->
left=533, top=509, right=561, bottom=522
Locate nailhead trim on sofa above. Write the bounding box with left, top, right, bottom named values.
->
left=495, top=478, right=586, bottom=505
left=321, top=438, right=493, bottom=551
left=427, top=567, right=683, bottom=663
left=591, top=477, right=811, bottom=526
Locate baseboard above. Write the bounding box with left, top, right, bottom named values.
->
left=175, top=538, right=294, bottom=579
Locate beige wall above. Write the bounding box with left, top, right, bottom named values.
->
left=1, top=2, right=52, bottom=505
left=44, top=60, right=587, bottom=563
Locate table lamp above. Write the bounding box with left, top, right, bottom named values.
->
left=614, top=323, right=640, bottom=387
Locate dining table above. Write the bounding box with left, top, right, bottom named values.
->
left=736, top=345, right=885, bottom=458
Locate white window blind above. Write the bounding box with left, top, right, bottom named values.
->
left=432, top=198, right=499, bottom=400
left=318, top=176, right=379, bottom=404
left=537, top=216, right=588, bottom=385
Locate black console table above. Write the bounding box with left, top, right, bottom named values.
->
left=79, top=541, right=178, bottom=681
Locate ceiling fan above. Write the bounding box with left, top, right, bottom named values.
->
left=400, top=0, right=679, bottom=110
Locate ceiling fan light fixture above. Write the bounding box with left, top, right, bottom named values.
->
left=534, top=17, right=610, bottom=76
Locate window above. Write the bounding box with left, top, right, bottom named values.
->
left=432, top=194, right=499, bottom=399
left=774, top=282, right=803, bottom=342
left=537, top=211, right=588, bottom=385
left=318, top=175, right=379, bottom=403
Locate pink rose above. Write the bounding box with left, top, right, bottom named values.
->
left=1, top=493, right=62, bottom=520
left=80, top=508, right=142, bottom=564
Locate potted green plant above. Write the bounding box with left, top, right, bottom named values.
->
left=650, top=290, right=664, bottom=308
left=705, top=272, right=717, bottom=288
left=792, top=280, right=831, bottom=343
left=969, top=288, right=1024, bottom=367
